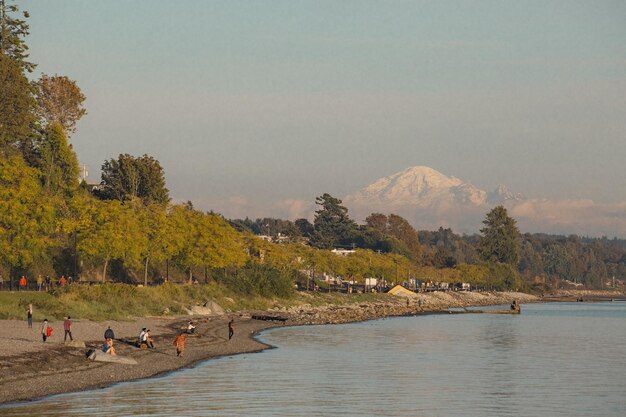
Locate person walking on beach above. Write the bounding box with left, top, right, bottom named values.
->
left=228, top=318, right=234, bottom=340
left=63, top=316, right=73, bottom=341
left=27, top=304, right=33, bottom=328
left=173, top=333, right=187, bottom=357
left=41, top=319, right=52, bottom=342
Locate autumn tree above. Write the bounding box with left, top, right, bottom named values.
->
left=138, top=203, right=176, bottom=286
left=478, top=206, right=520, bottom=265
left=98, top=154, right=169, bottom=205
left=77, top=199, right=140, bottom=282
left=35, top=74, right=87, bottom=136
left=169, top=205, right=246, bottom=283
left=0, top=155, right=56, bottom=288
left=365, top=213, right=421, bottom=260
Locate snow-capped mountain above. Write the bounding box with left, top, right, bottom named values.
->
left=345, top=166, right=486, bottom=207
left=343, top=166, right=524, bottom=233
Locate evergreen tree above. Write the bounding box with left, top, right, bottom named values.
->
left=0, top=0, right=34, bottom=72
left=98, top=154, right=169, bottom=205
left=37, top=123, right=80, bottom=195
left=478, top=206, right=520, bottom=265
left=309, top=193, right=357, bottom=249
left=0, top=52, right=35, bottom=152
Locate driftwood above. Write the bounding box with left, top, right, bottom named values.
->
left=448, top=308, right=521, bottom=315
left=251, top=314, right=288, bottom=322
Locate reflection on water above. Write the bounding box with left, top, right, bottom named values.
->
left=2, top=302, right=626, bottom=417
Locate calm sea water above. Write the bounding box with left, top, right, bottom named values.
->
left=3, top=302, right=626, bottom=417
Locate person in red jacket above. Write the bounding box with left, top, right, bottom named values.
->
left=19, top=276, right=27, bottom=291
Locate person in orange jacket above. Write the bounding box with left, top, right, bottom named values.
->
left=19, top=276, right=27, bottom=291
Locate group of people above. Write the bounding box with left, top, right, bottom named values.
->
left=13, top=275, right=72, bottom=291
left=39, top=315, right=73, bottom=342
left=27, top=308, right=235, bottom=359
left=139, top=327, right=155, bottom=349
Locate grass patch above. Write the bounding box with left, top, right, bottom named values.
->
left=0, top=283, right=391, bottom=322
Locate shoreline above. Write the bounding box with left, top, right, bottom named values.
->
left=0, top=289, right=621, bottom=406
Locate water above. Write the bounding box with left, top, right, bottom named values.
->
left=3, top=302, right=626, bottom=417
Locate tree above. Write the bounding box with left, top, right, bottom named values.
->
left=0, top=52, right=35, bottom=152
left=478, top=206, right=520, bottom=265
left=365, top=213, right=387, bottom=233
left=309, top=193, right=357, bottom=249
left=0, top=155, right=56, bottom=288
left=294, top=218, right=314, bottom=237
left=98, top=154, right=169, bottom=204
left=386, top=214, right=421, bottom=260
left=37, top=123, right=80, bottom=195
left=0, top=0, right=34, bottom=72
left=169, top=205, right=246, bottom=283
left=35, top=74, right=87, bottom=136
left=77, top=200, right=138, bottom=282
left=137, top=204, right=171, bottom=286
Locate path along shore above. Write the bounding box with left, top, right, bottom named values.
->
left=0, top=289, right=620, bottom=405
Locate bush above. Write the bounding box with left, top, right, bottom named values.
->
left=218, top=263, right=295, bottom=298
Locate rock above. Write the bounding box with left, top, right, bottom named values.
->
left=64, top=341, right=86, bottom=348
left=190, top=300, right=224, bottom=316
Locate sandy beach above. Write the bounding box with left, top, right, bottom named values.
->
left=0, top=314, right=280, bottom=405
left=2, top=289, right=620, bottom=405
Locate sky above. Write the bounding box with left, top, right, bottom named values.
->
left=20, top=1, right=626, bottom=234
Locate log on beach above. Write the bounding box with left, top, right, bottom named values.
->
left=251, top=314, right=288, bottom=322
left=448, top=308, right=521, bottom=315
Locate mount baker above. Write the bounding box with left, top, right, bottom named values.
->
left=343, top=166, right=522, bottom=234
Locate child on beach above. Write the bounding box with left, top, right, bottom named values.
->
left=41, top=319, right=52, bottom=342
left=102, top=338, right=116, bottom=355
left=173, top=333, right=187, bottom=357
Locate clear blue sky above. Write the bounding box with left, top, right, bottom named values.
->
left=21, top=0, right=626, bottom=222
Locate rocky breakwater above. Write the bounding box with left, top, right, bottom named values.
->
left=277, top=291, right=538, bottom=326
